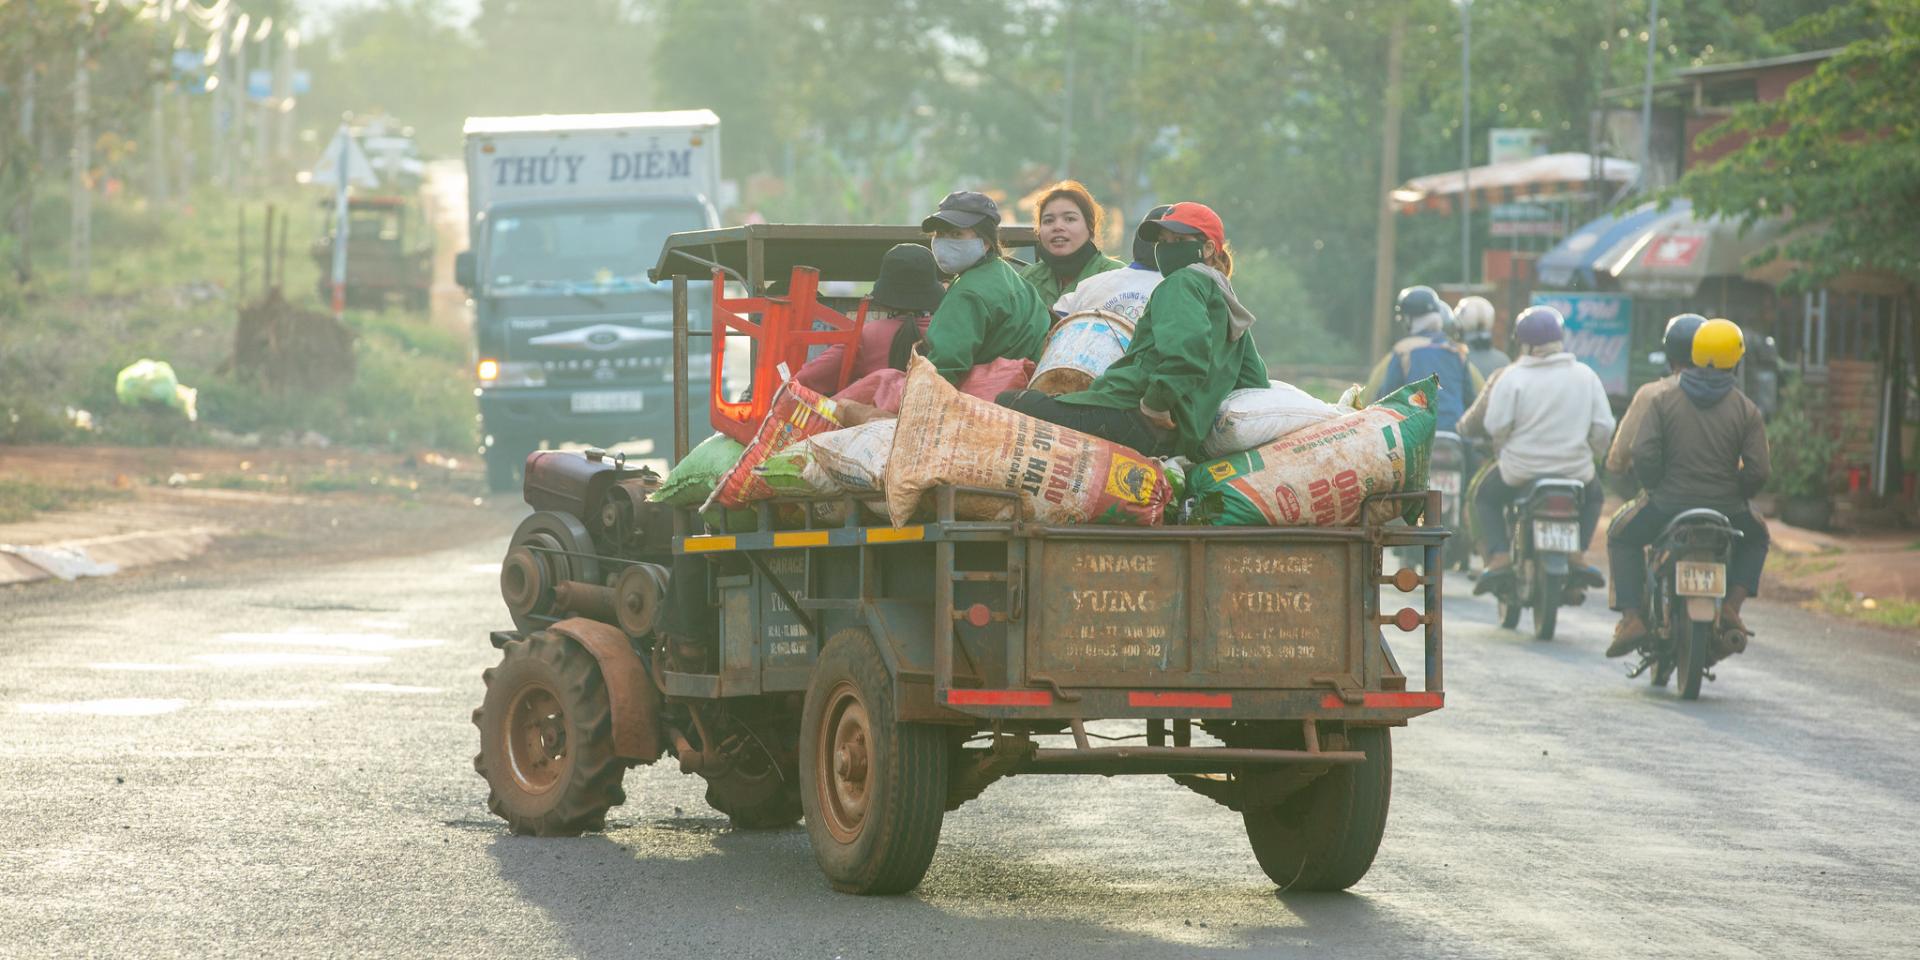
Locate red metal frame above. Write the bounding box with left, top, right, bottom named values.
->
left=708, top=266, right=867, bottom=443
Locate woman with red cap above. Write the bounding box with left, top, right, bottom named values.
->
left=998, top=201, right=1267, bottom=458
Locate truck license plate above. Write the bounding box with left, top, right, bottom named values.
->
left=1675, top=561, right=1726, bottom=598
left=570, top=391, right=645, bottom=413
left=1431, top=470, right=1462, bottom=497
left=1532, top=520, right=1580, bottom=553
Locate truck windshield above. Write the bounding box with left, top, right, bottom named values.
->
left=487, top=202, right=706, bottom=291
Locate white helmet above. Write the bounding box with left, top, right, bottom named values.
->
left=1455, top=296, right=1495, bottom=338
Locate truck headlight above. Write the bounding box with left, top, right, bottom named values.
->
left=477, top=360, right=546, bottom=389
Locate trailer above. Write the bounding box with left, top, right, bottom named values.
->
left=470, top=225, right=1448, bottom=895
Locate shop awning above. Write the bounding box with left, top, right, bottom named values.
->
left=1537, top=200, right=1680, bottom=288
left=1598, top=208, right=1789, bottom=297
left=1391, top=153, right=1639, bottom=216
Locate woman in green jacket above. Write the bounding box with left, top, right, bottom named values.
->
left=1016, top=180, right=1124, bottom=307
left=919, top=190, right=1051, bottom=384
left=999, top=202, right=1267, bottom=459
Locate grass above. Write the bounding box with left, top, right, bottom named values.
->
left=0, top=187, right=473, bottom=453
left=1809, top=583, right=1920, bottom=631
left=0, top=479, right=130, bottom=525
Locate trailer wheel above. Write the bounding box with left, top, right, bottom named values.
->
left=472, top=632, right=627, bottom=836
left=1243, top=726, right=1392, bottom=892
left=704, top=764, right=803, bottom=830
left=799, top=628, right=947, bottom=894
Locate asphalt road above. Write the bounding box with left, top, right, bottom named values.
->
left=2, top=508, right=1916, bottom=959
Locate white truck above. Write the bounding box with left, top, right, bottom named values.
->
left=456, top=110, right=723, bottom=490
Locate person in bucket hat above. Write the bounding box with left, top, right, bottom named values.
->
left=794, top=243, right=946, bottom=395
left=997, top=201, right=1268, bottom=459
left=916, top=190, right=1051, bottom=384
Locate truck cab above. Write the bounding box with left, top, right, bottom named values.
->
left=458, top=111, right=723, bottom=490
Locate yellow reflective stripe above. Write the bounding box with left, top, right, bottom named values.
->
left=772, top=531, right=830, bottom=548
left=864, top=525, right=925, bottom=544
left=682, top=536, right=736, bottom=553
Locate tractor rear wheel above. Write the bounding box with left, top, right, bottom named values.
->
left=1243, top=726, right=1392, bottom=892
left=799, top=629, right=948, bottom=894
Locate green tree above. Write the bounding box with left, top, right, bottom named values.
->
left=1675, top=0, right=1920, bottom=289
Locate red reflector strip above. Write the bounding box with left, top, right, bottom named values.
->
left=1320, top=691, right=1446, bottom=710
left=1128, top=691, right=1232, bottom=709
left=945, top=689, right=1053, bottom=707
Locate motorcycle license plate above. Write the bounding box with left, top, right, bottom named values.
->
left=1431, top=470, right=1462, bottom=497
left=1675, top=561, right=1726, bottom=598
left=1532, top=520, right=1581, bottom=553
left=570, top=390, right=645, bottom=413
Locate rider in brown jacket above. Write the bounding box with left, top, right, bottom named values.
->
left=1605, top=319, right=1771, bottom=659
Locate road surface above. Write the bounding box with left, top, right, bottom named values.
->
left=2, top=506, right=1915, bottom=958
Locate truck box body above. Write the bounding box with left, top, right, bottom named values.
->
left=462, top=111, right=722, bottom=481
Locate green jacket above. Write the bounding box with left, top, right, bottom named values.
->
left=924, top=256, right=1051, bottom=384
left=1017, top=251, right=1126, bottom=307
left=1058, top=267, right=1269, bottom=459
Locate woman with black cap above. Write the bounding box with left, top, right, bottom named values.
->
left=1017, top=180, right=1125, bottom=305
left=1000, top=201, right=1267, bottom=458
left=793, top=243, right=945, bottom=394
left=918, top=190, right=1052, bottom=384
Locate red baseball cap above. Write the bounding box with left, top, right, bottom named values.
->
left=1136, top=201, right=1225, bottom=250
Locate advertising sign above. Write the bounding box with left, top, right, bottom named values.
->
left=1530, top=291, right=1632, bottom=396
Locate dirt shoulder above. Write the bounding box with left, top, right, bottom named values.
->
left=0, top=443, right=512, bottom=588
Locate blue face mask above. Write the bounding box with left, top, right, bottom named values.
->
left=930, top=237, right=987, bottom=274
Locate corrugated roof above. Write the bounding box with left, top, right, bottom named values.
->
left=1674, top=48, right=1840, bottom=80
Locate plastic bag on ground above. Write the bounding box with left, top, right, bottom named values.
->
left=703, top=380, right=842, bottom=510
left=758, top=419, right=897, bottom=498
left=650, top=433, right=747, bottom=507
left=1189, top=377, right=1436, bottom=527
left=115, top=359, right=196, bottom=419
left=884, top=354, right=1170, bottom=526
left=1200, top=379, right=1353, bottom=459
left=1031, top=309, right=1136, bottom=396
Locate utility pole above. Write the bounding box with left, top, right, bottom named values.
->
left=330, top=125, right=352, bottom=321
left=1459, top=0, right=1473, bottom=287
left=231, top=14, right=249, bottom=191
left=207, top=6, right=227, bottom=189
left=1371, top=13, right=1406, bottom=360
left=1059, top=0, right=1076, bottom=180
left=1637, top=0, right=1662, bottom=194
left=253, top=19, right=274, bottom=192
left=276, top=30, right=299, bottom=178
left=71, top=39, right=93, bottom=295
left=149, top=1, right=171, bottom=207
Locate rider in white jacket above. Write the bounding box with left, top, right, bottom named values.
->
left=1459, top=306, right=1616, bottom=593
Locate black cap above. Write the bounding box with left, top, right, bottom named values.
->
left=869, top=243, right=945, bottom=314
left=920, top=190, right=1000, bottom=232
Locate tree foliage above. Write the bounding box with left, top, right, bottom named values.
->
left=1675, top=0, right=1920, bottom=290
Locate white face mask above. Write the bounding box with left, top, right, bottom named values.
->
left=931, top=237, right=987, bottom=274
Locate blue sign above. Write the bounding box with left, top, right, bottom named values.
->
left=247, top=69, right=273, bottom=101
left=1530, top=291, right=1632, bottom=396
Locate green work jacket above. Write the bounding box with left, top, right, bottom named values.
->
left=1017, top=251, right=1126, bottom=307
left=923, top=256, right=1051, bottom=384
left=1058, top=267, right=1268, bottom=459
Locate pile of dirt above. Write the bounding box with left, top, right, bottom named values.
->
left=231, top=290, right=356, bottom=393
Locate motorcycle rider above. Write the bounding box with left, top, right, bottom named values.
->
left=1366, top=285, right=1482, bottom=432
left=1458, top=306, right=1614, bottom=595
left=1605, top=313, right=1705, bottom=493
left=1456, top=295, right=1509, bottom=380
left=1604, top=318, right=1772, bottom=659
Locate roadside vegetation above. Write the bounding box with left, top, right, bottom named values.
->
left=0, top=478, right=129, bottom=525
left=0, top=188, right=474, bottom=453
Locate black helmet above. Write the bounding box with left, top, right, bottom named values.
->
left=1663, top=314, right=1706, bottom=371
left=1396, top=285, right=1453, bottom=334
left=1131, top=204, right=1175, bottom=265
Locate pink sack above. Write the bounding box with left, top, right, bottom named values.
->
left=833, top=368, right=909, bottom=413
left=957, top=357, right=1035, bottom=402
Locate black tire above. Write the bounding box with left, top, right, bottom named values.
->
left=485, top=436, right=535, bottom=494
left=1532, top=572, right=1561, bottom=641
left=1243, top=726, right=1393, bottom=892
left=799, top=628, right=948, bottom=895
left=1676, top=616, right=1708, bottom=700
left=472, top=632, right=627, bottom=836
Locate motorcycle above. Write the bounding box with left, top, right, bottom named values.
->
left=1429, top=431, right=1473, bottom=572
left=1628, top=508, right=1742, bottom=700
left=1492, top=478, right=1589, bottom=641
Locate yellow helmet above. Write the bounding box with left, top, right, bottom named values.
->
left=1691, top=318, right=1745, bottom=370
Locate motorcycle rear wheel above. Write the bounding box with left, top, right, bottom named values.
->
left=1675, top=617, right=1708, bottom=700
